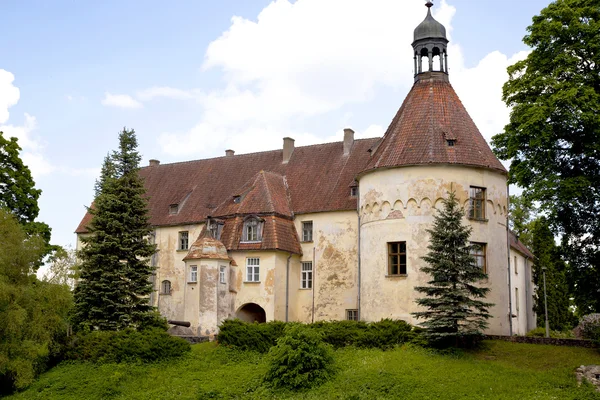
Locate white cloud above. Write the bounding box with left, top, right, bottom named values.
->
left=101, top=92, right=143, bottom=109
left=137, top=87, right=199, bottom=101
left=151, top=0, right=520, bottom=159
left=0, top=69, right=20, bottom=124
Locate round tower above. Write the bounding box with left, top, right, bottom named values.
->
left=357, top=2, right=510, bottom=335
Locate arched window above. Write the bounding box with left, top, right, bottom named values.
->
left=242, top=216, right=263, bottom=242
left=161, top=280, right=172, bottom=295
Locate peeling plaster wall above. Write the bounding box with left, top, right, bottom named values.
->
left=359, top=165, right=511, bottom=335
left=153, top=224, right=203, bottom=322
left=294, top=211, right=359, bottom=322
left=510, top=248, right=536, bottom=335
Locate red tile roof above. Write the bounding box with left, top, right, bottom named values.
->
left=364, top=73, right=507, bottom=174
left=509, top=231, right=534, bottom=259
left=76, top=138, right=378, bottom=233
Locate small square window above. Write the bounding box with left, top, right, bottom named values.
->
left=470, top=242, right=487, bottom=273
left=169, top=204, right=179, bottom=215
left=302, top=221, right=313, bottom=242
left=346, top=309, right=358, bottom=321
left=469, top=187, right=486, bottom=220
left=189, top=265, right=198, bottom=283
left=219, top=266, right=226, bottom=284
left=447, top=139, right=456, bottom=147
left=301, top=262, right=313, bottom=289
left=350, top=187, right=358, bottom=197
left=179, top=231, right=189, bottom=250
left=387, top=242, right=407, bottom=275
left=246, top=258, right=260, bottom=282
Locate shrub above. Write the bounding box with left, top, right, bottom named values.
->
left=577, top=314, right=600, bottom=341
left=264, top=325, right=335, bottom=390
left=218, top=319, right=287, bottom=352
left=526, top=327, right=575, bottom=339
left=65, top=328, right=190, bottom=363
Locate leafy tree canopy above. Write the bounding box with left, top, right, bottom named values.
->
left=73, top=128, right=157, bottom=331
left=412, top=192, right=493, bottom=345
left=492, top=0, right=600, bottom=314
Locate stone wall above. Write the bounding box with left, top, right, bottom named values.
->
left=487, top=335, right=598, bottom=348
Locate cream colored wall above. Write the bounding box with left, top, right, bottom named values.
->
left=293, top=211, right=359, bottom=322
left=153, top=224, right=204, bottom=322
left=510, top=248, right=536, bottom=335
left=358, top=165, right=511, bottom=335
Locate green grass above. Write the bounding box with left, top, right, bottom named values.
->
left=6, top=340, right=600, bottom=399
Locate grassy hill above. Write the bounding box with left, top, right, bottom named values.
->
left=6, top=340, right=600, bottom=399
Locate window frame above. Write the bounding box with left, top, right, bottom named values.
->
left=469, top=186, right=486, bottom=220
left=179, top=231, right=189, bottom=251
left=470, top=242, right=487, bottom=273
left=302, top=221, right=313, bottom=242
left=245, top=257, right=260, bottom=282
left=189, top=265, right=198, bottom=283
left=346, top=309, right=358, bottom=321
left=160, top=280, right=171, bottom=295
left=241, top=217, right=263, bottom=243
left=514, top=255, right=518, bottom=274
left=387, top=241, right=407, bottom=276
left=515, top=287, right=520, bottom=315
left=301, top=261, right=313, bottom=289
left=350, top=187, right=358, bottom=197
left=219, top=266, right=226, bottom=284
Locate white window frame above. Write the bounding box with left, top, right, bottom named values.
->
left=189, top=265, right=198, bottom=283
left=246, top=258, right=260, bottom=282
left=302, top=221, right=313, bottom=242
left=242, top=218, right=263, bottom=242
left=301, top=262, right=313, bottom=289
left=346, top=309, right=358, bottom=321
left=179, top=231, right=189, bottom=250
left=219, top=266, right=226, bottom=284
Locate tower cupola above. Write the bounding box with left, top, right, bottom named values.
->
left=412, top=1, right=449, bottom=81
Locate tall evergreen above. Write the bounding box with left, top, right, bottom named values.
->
left=412, top=191, right=493, bottom=343
left=73, top=128, right=156, bottom=331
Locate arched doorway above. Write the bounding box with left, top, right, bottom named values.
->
left=236, top=303, right=266, bottom=323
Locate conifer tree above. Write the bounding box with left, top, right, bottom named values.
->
left=73, top=128, right=156, bottom=331
left=412, top=191, right=493, bottom=344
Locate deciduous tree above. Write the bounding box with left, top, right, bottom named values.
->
left=412, top=192, right=493, bottom=345
left=72, top=128, right=156, bottom=331
left=492, top=0, right=600, bottom=314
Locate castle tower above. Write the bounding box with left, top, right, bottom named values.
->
left=357, top=2, right=511, bottom=334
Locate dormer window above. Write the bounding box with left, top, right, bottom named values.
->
left=233, top=195, right=241, bottom=204
left=242, top=217, right=263, bottom=242
left=447, top=139, right=455, bottom=147
left=169, top=204, right=179, bottom=215
left=350, top=187, right=358, bottom=197
left=209, top=221, right=224, bottom=240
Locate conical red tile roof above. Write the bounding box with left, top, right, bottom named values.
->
left=364, top=74, right=506, bottom=174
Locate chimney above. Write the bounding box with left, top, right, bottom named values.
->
left=283, top=137, right=295, bottom=164
left=149, top=159, right=160, bottom=166
left=225, top=149, right=235, bottom=157
left=343, top=128, right=355, bottom=155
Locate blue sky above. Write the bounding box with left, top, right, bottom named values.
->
left=0, top=0, right=551, bottom=252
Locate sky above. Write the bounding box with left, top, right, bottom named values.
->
left=0, top=0, right=552, bottom=254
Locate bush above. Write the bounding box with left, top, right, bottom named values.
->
left=65, top=328, right=190, bottom=363
left=577, top=314, right=600, bottom=341
left=264, top=325, right=335, bottom=390
left=526, top=327, right=575, bottom=339
left=218, top=319, right=287, bottom=352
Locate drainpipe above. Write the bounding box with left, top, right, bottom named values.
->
left=311, top=247, right=316, bottom=323
left=357, top=187, right=362, bottom=321
left=506, top=184, right=513, bottom=336
left=285, top=252, right=292, bottom=322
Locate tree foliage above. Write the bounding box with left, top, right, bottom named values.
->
left=509, top=195, right=535, bottom=248
left=42, top=246, right=78, bottom=289
left=530, top=217, right=576, bottom=330
left=72, top=128, right=156, bottom=331
left=412, top=192, right=493, bottom=344
left=492, top=0, right=600, bottom=314
left=0, top=209, right=72, bottom=392
left=0, top=131, right=54, bottom=264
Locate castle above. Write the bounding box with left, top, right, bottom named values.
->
left=76, top=3, right=535, bottom=337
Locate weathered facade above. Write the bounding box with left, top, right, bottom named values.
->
left=76, top=3, right=535, bottom=337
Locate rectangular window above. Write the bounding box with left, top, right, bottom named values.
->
left=470, top=243, right=487, bottom=273
left=301, top=262, right=313, bottom=289
left=246, top=258, right=260, bottom=282
left=514, top=256, right=518, bottom=274
left=189, top=265, right=198, bottom=283
left=346, top=309, right=358, bottom=321
left=350, top=187, right=358, bottom=197
left=219, top=266, right=226, bottom=284
left=179, top=231, right=189, bottom=250
left=469, top=187, right=486, bottom=220
left=242, top=218, right=262, bottom=242
left=388, top=242, right=407, bottom=275
left=515, top=287, right=520, bottom=315
left=302, top=221, right=313, bottom=242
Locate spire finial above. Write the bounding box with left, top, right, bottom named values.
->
left=426, top=1, right=433, bottom=8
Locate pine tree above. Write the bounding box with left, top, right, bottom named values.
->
left=412, top=191, right=493, bottom=344
left=73, top=128, right=156, bottom=331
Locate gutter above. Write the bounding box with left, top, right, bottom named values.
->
left=285, top=252, right=292, bottom=322
left=506, top=184, right=513, bottom=336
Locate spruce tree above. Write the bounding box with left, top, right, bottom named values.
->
left=73, top=128, right=156, bottom=331
left=412, top=191, right=493, bottom=344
